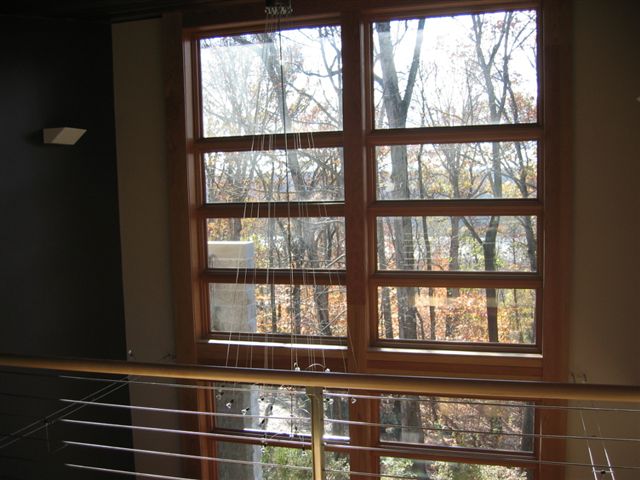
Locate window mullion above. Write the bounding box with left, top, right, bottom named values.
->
left=194, top=131, right=344, bottom=153
left=367, top=123, right=542, bottom=146
left=369, top=199, right=542, bottom=217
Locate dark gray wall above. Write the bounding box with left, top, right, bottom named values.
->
left=0, top=17, right=125, bottom=359
left=0, top=16, right=132, bottom=478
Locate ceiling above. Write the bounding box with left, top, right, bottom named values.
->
left=0, top=0, right=259, bottom=23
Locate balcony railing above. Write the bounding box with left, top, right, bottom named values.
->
left=1, top=354, right=639, bottom=479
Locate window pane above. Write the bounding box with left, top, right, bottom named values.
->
left=201, top=26, right=342, bottom=137
left=373, top=10, right=537, bottom=128
left=207, top=217, right=346, bottom=269
left=381, top=396, right=534, bottom=452
left=209, top=283, right=347, bottom=337
left=213, top=384, right=349, bottom=440
left=376, top=142, right=537, bottom=200
left=378, top=287, right=535, bottom=344
left=215, top=441, right=349, bottom=479
left=377, top=216, right=537, bottom=272
left=205, top=148, right=344, bottom=203
left=380, top=456, right=529, bottom=479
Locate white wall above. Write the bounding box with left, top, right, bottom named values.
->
left=112, top=18, right=183, bottom=477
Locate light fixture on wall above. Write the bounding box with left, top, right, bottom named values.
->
left=42, top=127, right=86, bottom=145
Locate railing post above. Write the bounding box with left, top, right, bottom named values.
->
left=307, top=386, right=325, bottom=480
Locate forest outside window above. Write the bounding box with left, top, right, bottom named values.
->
left=199, top=22, right=347, bottom=343
left=370, top=8, right=540, bottom=349
left=195, top=7, right=542, bottom=352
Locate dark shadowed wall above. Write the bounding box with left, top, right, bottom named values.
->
left=0, top=16, right=132, bottom=478
left=0, top=17, right=125, bottom=359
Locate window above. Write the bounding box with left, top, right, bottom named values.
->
left=167, top=0, right=570, bottom=478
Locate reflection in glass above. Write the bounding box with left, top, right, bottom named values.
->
left=209, top=283, right=346, bottom=337
left=380, top=396, right=534, bottom=452
left=205, top=149, right=344, bottom=203
left=381, top=456, right=529, bottom=480
left=207, top=217, right=345, bottom=270
left=213, top=384, right=349, bottom=439
left=216, top=441, right=349, bottom=479
left=373, top=10, right=537, bottom=129
left=378, top=287, right=535, bottom=344
left=201, top=26, right=343, bottom=137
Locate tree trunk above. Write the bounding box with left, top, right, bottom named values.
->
left=270, top=284, right=278, bottom=333
left=446, top=217, right=461, bottom=339
left=376, top=20, right=427, bottom=457
left=314, top=286, right=332, bottom=336
left=417, top=152, right=438, bottom=341
left=521, top=404, right=535, bottom=452
left=484, top=215, right=500, bottom=342
left=522, top=215, right=537, bottom=271
left=292, top=285, right=301, bottom=335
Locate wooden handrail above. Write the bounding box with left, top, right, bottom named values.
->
left=1, top=354, right=638, bottom=403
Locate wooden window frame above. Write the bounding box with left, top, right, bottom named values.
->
left=165, top=0, right=571, bottom=478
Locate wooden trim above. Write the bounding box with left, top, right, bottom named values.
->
left=3, top=355, right=637, bottom=403
left=372, top=272, right=541, bottom=288
left=369, top=199, right=542, bottom=216
left=182, top=0, right=541, bottom=30
left=540, top=0, right=572, bottom=384
left=349, top=395, right=378, bottom=480
left=341, top=10, right=377, bottom=478
left=197, top=385, right=216, bottom=479
left=360, top=0, right=540, bottom=20
left=341, top=10, right=369, bottom=376
left=365, top=349, right=542, bottom=379
left=163, top=13, right=202, bottom=478
left=202, top=268, right=346, bottom=285
left=374, top=339, right=539, bottom=354
left=165, top=12, right=198, bottom=367
left=190, top=35, right=203, bottom=142
left=538, top=1, right=572, bottom=478
left=196, top=342, right=349, bottom=368
left=368, top=124, right=542, bottom=145
left=372, top=443, right=534, bottom=468
left=198, top=202, right=344, bottom=218
left=194, top=131, right=344, bottom=152
left=188, top=15, right=342, bottom=39
left=205, top=333, right=346, bottom=345
left=184, top=9, right=342, bottom=34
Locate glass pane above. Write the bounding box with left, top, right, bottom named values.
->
left=377, top=216, right=537, bottom=272
left=373, top=10, right=537, bottom=128
left=205, top=148, right=344, bottom=203
left=216, top=441, right=349, bottom=479
left=378, top=287, right=535, bottom=344
left=376, top=142, right=537, bottom=200
left=209, top=283, right=347, bottom=336
left=207, top=217, right=345, bottom=269
left=381, top=456, right=530, bottom=479
left=201, top=26, right=342, bottom=137
left=213, top=384, right=349, bottom=440
left=380, top=396, right=534, bottom=452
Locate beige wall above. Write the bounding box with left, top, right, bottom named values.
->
left=568, top=1, right=640, bottom=477
left=570, top=0, right=640, bottom=387
left=112, top=18, right=183, bottom=477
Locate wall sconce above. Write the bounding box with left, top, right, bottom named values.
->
left=43, top=127, right=86, bottom=145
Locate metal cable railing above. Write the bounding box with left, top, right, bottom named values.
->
left=1, top=354, right=639, bottom=479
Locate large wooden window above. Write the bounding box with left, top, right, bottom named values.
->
left=167, top=0, right=571, bottom=478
